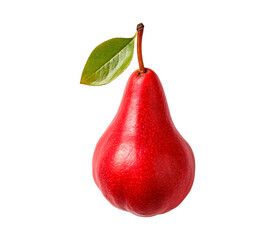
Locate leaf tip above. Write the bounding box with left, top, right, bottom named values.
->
left=80, top=75, right=89, bottom=86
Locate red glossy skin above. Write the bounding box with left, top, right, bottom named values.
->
left=93, top=69, right=195, bottom=217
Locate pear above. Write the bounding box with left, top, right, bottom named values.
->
left=92, top=24, right=195, bottom=217
left=93, top=68, right=195, bottom=217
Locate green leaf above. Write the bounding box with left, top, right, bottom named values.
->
left=80, top=34, right=136, bottom=86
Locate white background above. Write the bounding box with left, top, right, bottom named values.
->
left=0, top=0, right=274, bottom=239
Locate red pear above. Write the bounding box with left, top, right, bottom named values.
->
left=92, top=24, right=195, bottom=217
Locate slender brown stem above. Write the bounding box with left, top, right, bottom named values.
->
left=136, top=23, right=146, bottom=74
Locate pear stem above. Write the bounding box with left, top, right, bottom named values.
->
left=136, top=23, right=146, bottom=74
